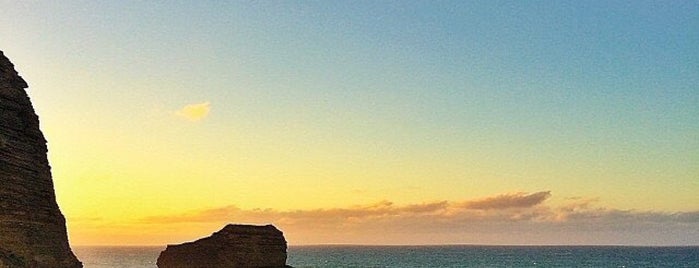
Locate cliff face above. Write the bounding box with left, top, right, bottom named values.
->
left=157, top=224, right=289, bottom=268
left=0, top=51, right=82, bottom=268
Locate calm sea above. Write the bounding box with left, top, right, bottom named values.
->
left=73, top=245, right=699, bottom=267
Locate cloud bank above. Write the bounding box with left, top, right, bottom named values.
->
left=175, top=101, right=211, bottom=121
left=135, top=191, right=699, bottom=245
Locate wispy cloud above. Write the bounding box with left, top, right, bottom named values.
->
left=135, top=191, right=699, bottom=245
left=460, top=191, right=551, bottom=210
left=139, top=191, right=698, bottom=228
left=141, top=200, right=452, bottom=225
left=175, top=101, right=211, bottom=121
left=140, top=192, right=552, bottom=225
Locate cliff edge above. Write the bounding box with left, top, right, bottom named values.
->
left=157, top=224, right=290, bottom=268
left=0, top=51, right=82, bottom=268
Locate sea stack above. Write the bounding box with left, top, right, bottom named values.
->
left=0, top=51, right=82, bottom=267
left=157, top=224, right=290, bottom=268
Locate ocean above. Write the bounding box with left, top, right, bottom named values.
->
left=73, top=245, right=699, bottom=267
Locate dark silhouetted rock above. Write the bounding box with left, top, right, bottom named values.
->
left=0, top=51, right=82, bottom=268
left=157, top=224, right=290, bottom=268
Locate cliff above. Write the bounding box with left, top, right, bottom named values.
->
left=157, top=224, right=290, bottom=268
left=0, top=51, right=82, bottom=268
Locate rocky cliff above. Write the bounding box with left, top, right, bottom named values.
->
left=157, top=224, right=290, bottom=268
left=0, top=51, right=82, bottom=268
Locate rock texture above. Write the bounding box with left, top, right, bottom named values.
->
left=157, top=224, right=290, bottom=268
left=0, top=51, right=82, bottom=268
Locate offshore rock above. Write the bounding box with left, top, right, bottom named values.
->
left=157, top=224, right=290, bottom=268
left=0, top=51, right=82, bottom=267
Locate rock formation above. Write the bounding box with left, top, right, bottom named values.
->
left=0, top=51, right=82, bottom=268
left=157, top=224, right=290, bottom=268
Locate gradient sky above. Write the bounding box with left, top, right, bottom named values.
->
left=1, top=1, right=698, bottom=246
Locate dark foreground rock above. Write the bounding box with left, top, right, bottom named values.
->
left=0, top=51, right=82, bottom=267
left=157, top=224, right=290, bottom=268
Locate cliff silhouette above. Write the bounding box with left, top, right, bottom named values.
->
left=0, top=51, right=82, bottom=268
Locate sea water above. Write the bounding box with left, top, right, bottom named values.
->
left=73, top=245, right=699, bottom=267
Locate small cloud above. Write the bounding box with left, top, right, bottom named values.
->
left=175, top=101, right=211, bottom=121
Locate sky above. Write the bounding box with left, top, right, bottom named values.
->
left=1, top=1, right=698, bottom=246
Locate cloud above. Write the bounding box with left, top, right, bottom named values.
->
left=460, top=191, right=551, bottom=210
left=141, top=200, right=450, bottom=226
left=89, top=191, right=699, bottom=245
left=140, top=192, right=550, bottom=226
left=175, top=101, right=211, bottom=121
left=140, top=191, right=699, bottom=231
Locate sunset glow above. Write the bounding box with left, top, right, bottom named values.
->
left=1, top=1, right=697, bottom=246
